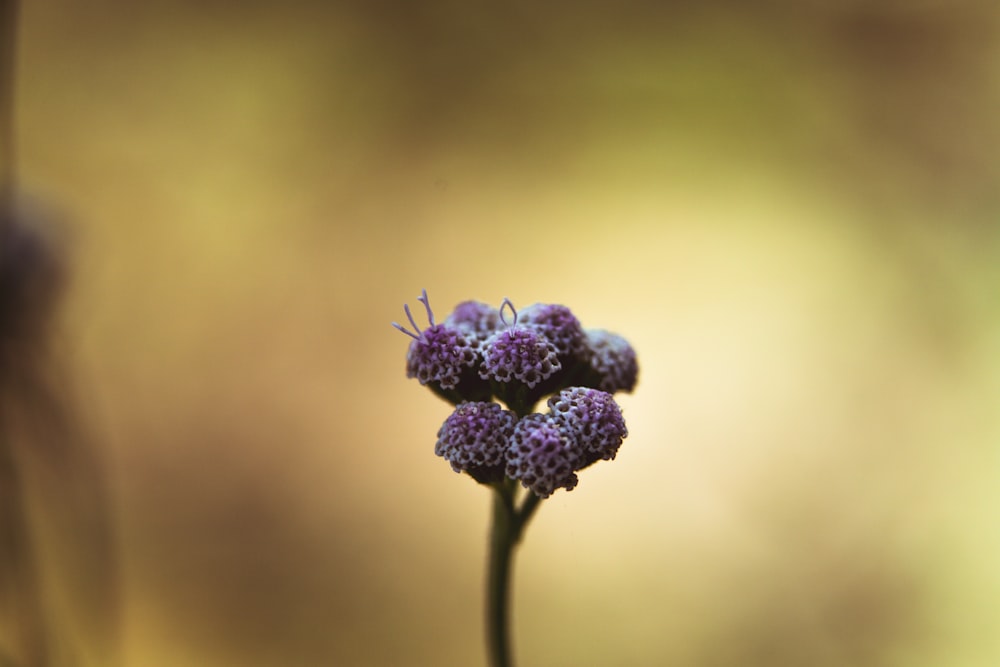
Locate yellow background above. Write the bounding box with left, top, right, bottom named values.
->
left=9, top=1, right=1000, bottom=665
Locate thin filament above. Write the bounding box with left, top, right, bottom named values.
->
left=499, top=298, right=517, bottom=329
left=392, top=321, right=420, bottom=340
left=417, top=288, right=435, bottom=326
left=404, top=303, right=422, bottom=334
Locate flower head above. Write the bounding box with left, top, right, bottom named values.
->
left=479, top=298, right=561, bottom=389
left=393, top=290, right=479, bottom=390
left=446, top=300, right=502, bottom=336
left=480, top=328, right=561, bottom=389
left=547, top=387, right=628, bottom=468
left=445, top=300, right=503, bottom=354
left=584, top=329, right=638, bottom=393
left=517, top=303, right=587, bottom=357
left=436, top=402, right=516, bottom=483
left=506, top=414, right=578, bottom=498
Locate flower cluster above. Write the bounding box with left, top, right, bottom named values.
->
left=394, top=290, right=637, bottom=497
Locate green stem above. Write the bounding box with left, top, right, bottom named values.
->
left=486, top=481, right=544, bottom=667
left=520, top=501, right=542, bottom=545
left=486, top=484, right=514, bottom=667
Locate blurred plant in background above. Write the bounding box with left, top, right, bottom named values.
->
left=0, top=198, right=120, bottom=667
left=1, top=2, right=118, bottom=665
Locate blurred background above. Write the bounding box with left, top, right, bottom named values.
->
left=4, top=0, right=1000, bottom=665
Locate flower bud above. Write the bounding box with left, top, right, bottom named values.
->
left=547, top=387, right=627, bottom=469
left=583, top=329, right=638, bottom=393
left=479, top=327, right=561, bottom=390
left=505, top=414, right=579, bottom=498
left=436, top=402, right=516, bottom=484
left=517, top=303, right=587, bottom=358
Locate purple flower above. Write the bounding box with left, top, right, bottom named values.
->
left=584, top=329, right=638, bottom=393
left=436, top=402, right=517, bottom=482
left=446, top=301, right=502, bottom=336
left=445, top=300, right=503, bottom=355
left=395, top=291, right=638, bottom=495
left=517, top=303, right=587, bottom=357
left=547, top=387, right=627, bottom=467
left=395, top=290, right=635, bottom=424
left=393, top=290, right=478, bottom=390
left=478, top=298, right=562, bottom=389
left=506, top=414, right=578, bottom=498
left=480, top=328, right=561, bottom=389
